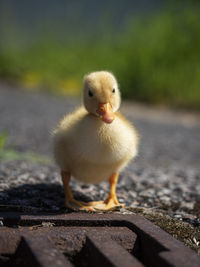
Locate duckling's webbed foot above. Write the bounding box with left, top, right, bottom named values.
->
left=66, top=198, right=96, bottom=211
left=61, top=171, right=95, bottom=211
left=95, top=173, right=124, bottom=211
left=103, top=194, right=124, bottom=210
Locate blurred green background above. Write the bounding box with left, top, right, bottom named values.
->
left=0, top=0, right=200, bottom=109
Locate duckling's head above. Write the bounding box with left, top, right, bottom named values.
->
left=83, top=71, right=121, bottom=123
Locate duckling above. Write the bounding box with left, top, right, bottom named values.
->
left=53, top=71, right=139, bottom=211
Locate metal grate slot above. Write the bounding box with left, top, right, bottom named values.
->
left=0, top=212, right=199, bottom=267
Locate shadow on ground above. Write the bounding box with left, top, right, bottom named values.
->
left=0, top=183, right=95, bottom=212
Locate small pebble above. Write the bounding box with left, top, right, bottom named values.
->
left=174, top=214, right=182, bottom=218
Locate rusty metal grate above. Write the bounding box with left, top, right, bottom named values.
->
left=0, top=212, right=199, bottom=267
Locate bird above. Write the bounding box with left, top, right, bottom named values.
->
left=53, top=71, right=139, bottom=211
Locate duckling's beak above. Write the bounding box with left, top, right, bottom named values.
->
left=97, top=103, right=115, bottom=124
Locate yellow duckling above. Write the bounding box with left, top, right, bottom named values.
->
left=53, top=71, right=139, bottom=211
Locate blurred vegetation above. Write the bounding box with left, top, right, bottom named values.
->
left=0, top=133, right=51, bottom=163
left=0, top=5, right=200, bottom=109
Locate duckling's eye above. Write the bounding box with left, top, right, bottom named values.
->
left=88, top=90, right=93, bottom=97
left=112, top=88, right=115, bottom=93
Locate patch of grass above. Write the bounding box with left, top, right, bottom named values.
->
left=0, top=132, right=7, bottom=151
left=1, top=150, right=51, bottom=164
left=0, top=133, right=51, bottom=164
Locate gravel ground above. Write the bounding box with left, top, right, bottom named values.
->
left=0, top=83, right=200, bottom=250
